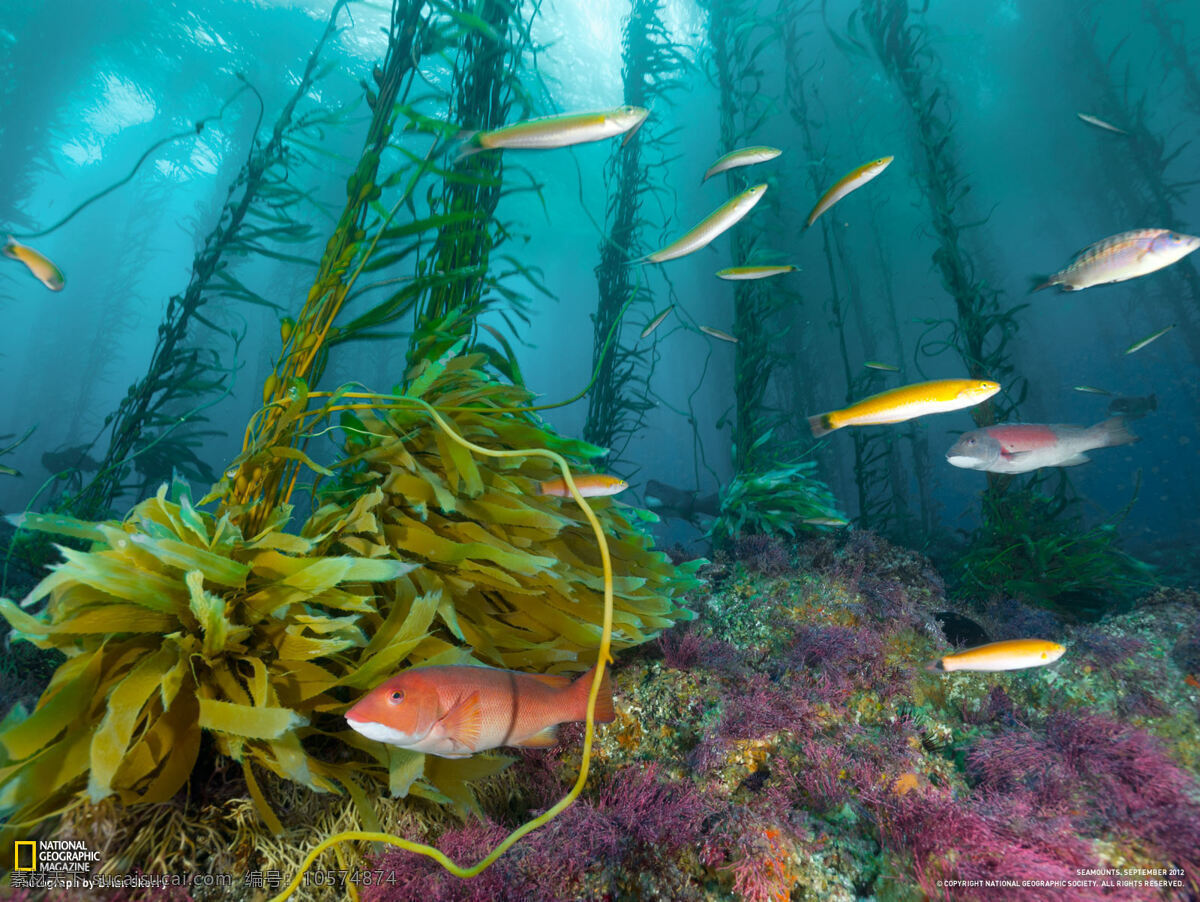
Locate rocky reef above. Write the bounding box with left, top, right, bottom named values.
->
left=14, top=531, right=1200, bottom=901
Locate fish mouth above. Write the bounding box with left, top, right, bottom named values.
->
left=946, top=455, right=985, bottom=469
left=345, top=717, right=418, bottom=746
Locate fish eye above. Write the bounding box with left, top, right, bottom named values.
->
left=388, top=690, right=405, bottom=704
left=966, top=438, right=976, bottom=445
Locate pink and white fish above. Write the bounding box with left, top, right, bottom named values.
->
left=1032, top=229, right=1200, bottom=292
left=945, top=418, right=1137, bottom=475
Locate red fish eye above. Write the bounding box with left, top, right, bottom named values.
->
left=389, top=690, right=405, bottom=704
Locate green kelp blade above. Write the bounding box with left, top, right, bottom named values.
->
left=88, top=644, right=178, bottom=801
left=6, top=510, right=108, bottom=544
left=197, top=699, right=307, bottom=740
left=0, top=639, right=107, bottom=760
left=408, top=336, right=468, bottom=398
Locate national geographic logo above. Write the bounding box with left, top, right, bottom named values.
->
left=13, top=841, right=36, bottom=871
left=11, top=840, right=99, bottom=874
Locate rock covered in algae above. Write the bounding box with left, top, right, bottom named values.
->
left=356, top=531, right=1199, bottom=902
left=24, top=532, right=1199, bottom=901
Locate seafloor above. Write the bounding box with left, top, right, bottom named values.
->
left=14, top=530, right=1200, bottom=901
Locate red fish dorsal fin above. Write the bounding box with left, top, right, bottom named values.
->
left=528, top=673, right=572, bottom=689
left=437, top=691, right=483, bottom=752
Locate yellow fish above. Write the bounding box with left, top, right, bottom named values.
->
left=699, top=325, right=738, bottom=343
left=645, top=184, right=768, bottom=263
left=805, top=156, right=893, bottom=228
left=3, top=236, right=65, bottom=291
left=808, top=378, right=999, bottom=437
left=927, top=638, right=1066, bottom=673
left=458, top=106, right=649, bottom=158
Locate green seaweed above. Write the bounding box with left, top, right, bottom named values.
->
left=954, top=473, right=1156, bottom=616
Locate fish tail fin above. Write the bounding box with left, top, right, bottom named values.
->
left=1029, top=274, right=1057, bottom=293
left=1094, top=416, right=1139, bottom=448
left=453, top=130, right=483, bottom=161
left=2, top=235, right=16, bottom=259
left=570, top=665, right=615, bottom=724
left=807, top=413, right=837, bottom=438
left=925, top=658, right=945, bottom=673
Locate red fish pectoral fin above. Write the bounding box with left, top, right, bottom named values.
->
left=999, top=449, right=1031, bottom=460
left=436, top=691, right=483, bottom=752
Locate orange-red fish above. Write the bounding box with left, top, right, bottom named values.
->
left=345, top=664, right=615, bottom=758
left=538, top=473, right=628, bottom=497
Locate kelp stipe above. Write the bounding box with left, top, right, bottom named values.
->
left=267, top=394, right=617, bottom=900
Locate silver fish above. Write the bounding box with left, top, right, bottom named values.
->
left=1033, top=229, right=1200, bottom=292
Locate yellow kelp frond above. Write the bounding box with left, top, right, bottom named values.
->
left=327, top=352, right=703, bottom=673
left=0, top=477, right=421, bottom=838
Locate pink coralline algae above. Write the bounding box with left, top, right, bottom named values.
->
left=966, top=711, right=1200, bottom=882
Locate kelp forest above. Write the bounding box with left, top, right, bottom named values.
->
left=2, top=0, right=1200, bottom=897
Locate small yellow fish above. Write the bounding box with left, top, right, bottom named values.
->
left=702, top=145, right=782, bottom=182
left=1077, top=112, right=1126, bottom=134
left=3, top=236, right=65, bottom=291
left=863, top=361, right=899, bottom=372
left=458, top=106, right=649, bottom=158
left=715, top=264, right=797, bottom=280
left=640, top=305, right=674, bottom=339
left=805, top=156, right=893, bottom=228
left=699, top=325, right=738, bottom=343
left=927, top=638, right=1066, bottom=673
left=808, top=378, right=999, bottom=437
left=645, top=184, right=768, bottom=263
left=1073, top=385, right=1112, bottom=395
left=538, top=474, right=628, bottom=498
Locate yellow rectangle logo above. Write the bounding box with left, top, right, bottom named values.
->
left=13, top=841, right=37, bottom=871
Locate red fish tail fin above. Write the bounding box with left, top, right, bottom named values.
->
left=1094, top=416, right=1139, bottom=448
left=571, top=666, right=615, bottom=724
left=1029, top=274, right=1056, bottom=293
left=808, top=413, right=836, bottom=438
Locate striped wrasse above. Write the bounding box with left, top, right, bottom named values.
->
left=808, top=378, right=999, bottom=437
left=1033, top=228, right=1200, bottom=292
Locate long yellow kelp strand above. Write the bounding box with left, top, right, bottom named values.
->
left=267, top=395, right=615, bottom=901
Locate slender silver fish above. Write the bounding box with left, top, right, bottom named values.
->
left=702, top=146, right=782, bottom=182
left=715, top=264, right=796, bottom=280
left=1033, top=229, right=1200, bottom=292
left=645, top=184, right=768, bottom=263
left=1124, top=324, right=1175, bottom=355
left=1077, top=112, right=1127, bottom=134
left=640, top=305, right=675, bottom=339
left=458, top=106, right=649, bottom=158
left=805, top=156, right=893, bottom=228
left=699, top=325, right=738, bottom=343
